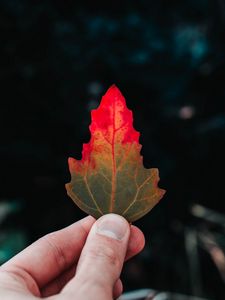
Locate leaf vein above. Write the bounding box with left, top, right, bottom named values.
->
left=67, top=188, right=98, bottom=211
left=84, top=176, right=103, bottom=215
left=121, top=172, right=154, bottom=215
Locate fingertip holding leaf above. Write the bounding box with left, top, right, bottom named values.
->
left=66, top=85, right=166, bottom=222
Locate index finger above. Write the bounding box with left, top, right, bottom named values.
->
left=1, top=216, right=95, bottom=288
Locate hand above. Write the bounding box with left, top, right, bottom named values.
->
left=0, top=214, right=145, bottom=300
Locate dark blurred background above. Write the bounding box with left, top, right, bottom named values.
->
left=0, top=1, right=225, bottom=299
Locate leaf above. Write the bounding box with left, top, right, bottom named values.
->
left=66, top=85, right=165, bottom=222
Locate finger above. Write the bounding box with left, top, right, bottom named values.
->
left=113, top=279, right=123, bottom=299
left=62, top=214, right=130, bottom=299
left=41, top=224, right=144, bottom=296
left=125, top=225, right=145, bottom=261
left=2, top=216, right=95, bottom=288
left=41, top=264, right=77, bottom=297
left=42, top=266, right=123, bottom=299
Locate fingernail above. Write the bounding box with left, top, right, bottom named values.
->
left=96, top=214, right=128, bottom=240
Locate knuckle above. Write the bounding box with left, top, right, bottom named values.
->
left=0, top=267, right=40, bottom=296
left=88, top=245, right=121, bottom=268
left=41, top=233, right=68, bottom=271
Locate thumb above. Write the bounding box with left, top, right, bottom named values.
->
left=62, top=214, right=130, bottom=299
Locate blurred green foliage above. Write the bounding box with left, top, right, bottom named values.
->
left=0, top=201, right=27, bottom=264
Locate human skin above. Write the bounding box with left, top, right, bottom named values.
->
left=0, top=214, right=145, bottom=300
